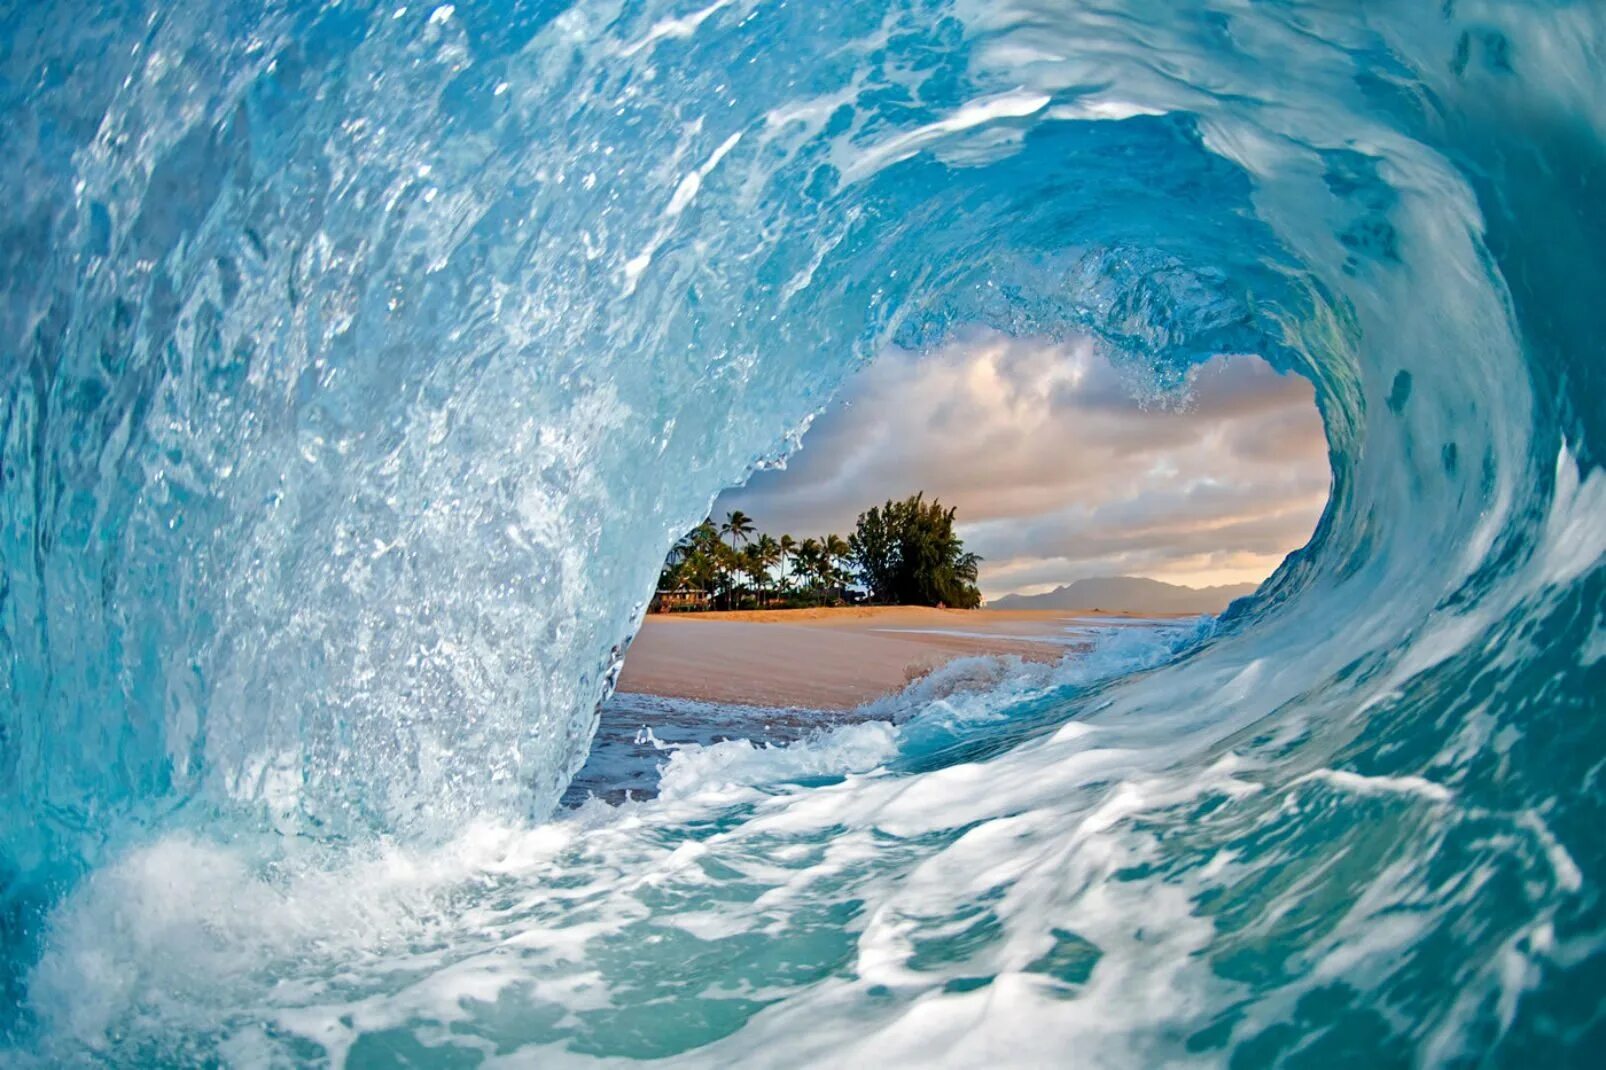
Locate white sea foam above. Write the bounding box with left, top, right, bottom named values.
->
left=21, top=601, right=1591, bottom=1065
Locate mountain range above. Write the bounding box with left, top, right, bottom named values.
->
left=987, top=576, right=1259, bottom=614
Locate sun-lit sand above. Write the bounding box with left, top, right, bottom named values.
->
left=615, top=606, right=1154, bottom=709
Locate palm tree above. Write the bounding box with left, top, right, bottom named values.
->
left=805, top=533, right=849, bottom=603
left=712, top=539, right=742, bottom=608
left=680, top=548, right=716, bottom=594
left=754, top=534, right=781, bottom=606
left=759, top=534, right=781, bottom=567
left=824, top=533, right=850, bottom=597
left=777, top=533, right=797, bottom=591
left=741, top=542, right=769, bottom=607
left=796, top=538, right=824, bottom=601
left=690, top=519, right=722, bottom=556
left=721, top=509, right=755, bottom=548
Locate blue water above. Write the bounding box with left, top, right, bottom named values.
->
left=3, top=0, right=1604, bottom=1064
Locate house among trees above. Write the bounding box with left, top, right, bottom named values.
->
left=650, top=586, right=711, bottom=613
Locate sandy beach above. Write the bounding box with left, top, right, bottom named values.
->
left=615, top=606, right=1159, bottom=709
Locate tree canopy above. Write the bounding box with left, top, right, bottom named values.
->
left=848, top=493, right=982, bottom=609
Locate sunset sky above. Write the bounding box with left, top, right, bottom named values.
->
left=715, top=333, right=1331, bottom=599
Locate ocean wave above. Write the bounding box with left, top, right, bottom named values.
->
left=3, top=0, right=1603, bottom=1062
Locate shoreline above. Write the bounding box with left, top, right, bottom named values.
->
left=615, top=605, right=1179, bottom=710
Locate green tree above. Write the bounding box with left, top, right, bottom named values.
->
left=823, top=533, right=852, bottom=603
left=712, top=539, right=742, bottom=607
left=848, top=493, right=982, bottom=608
left=721, top=509, right=755, bottom=548
left=777, top=534, right=797, bottom=591
left=754, top=534, right=782, bottom=605
left=795, top=538, right=824, bottom=600
left=848, top=504, right=898, bottom=600
left=741, top=542, right=769, bottom=606
left=680, top=548, right=717, bottom=594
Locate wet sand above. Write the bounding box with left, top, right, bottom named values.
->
left=615, top=606, right=1146, bottom=709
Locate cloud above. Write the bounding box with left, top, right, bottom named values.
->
left=714, top=332, right=1329, bottom=596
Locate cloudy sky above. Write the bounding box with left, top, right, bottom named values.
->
left=714, top=332, right=1330, bottom=599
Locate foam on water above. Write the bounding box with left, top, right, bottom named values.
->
left=18, top=623, right=1224, bottom=1065
left=3, top=0, right=1604, bottom=1063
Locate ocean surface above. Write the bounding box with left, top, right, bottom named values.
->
left=3, top=0, right=1604, bottom=1064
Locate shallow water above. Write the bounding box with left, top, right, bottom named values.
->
left=3, top=0, right=1605, bottom=1064
left=874, top=614, right=1200, bottom=646
left=563, top=691, right=872, bottom=805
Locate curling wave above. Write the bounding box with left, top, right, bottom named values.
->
left=2, top=0, right=1603, bottom=1062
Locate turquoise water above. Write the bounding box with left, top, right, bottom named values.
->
left=2, top=0, right=1604, bottom=1064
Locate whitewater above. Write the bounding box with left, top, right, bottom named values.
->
left=2, top=0, right=1603, bottom=1064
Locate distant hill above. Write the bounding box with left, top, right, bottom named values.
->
left=987, top=576, right=1259, bottom=614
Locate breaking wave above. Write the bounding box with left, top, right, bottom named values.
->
left=2, top=0, right=1603, bottom=1062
